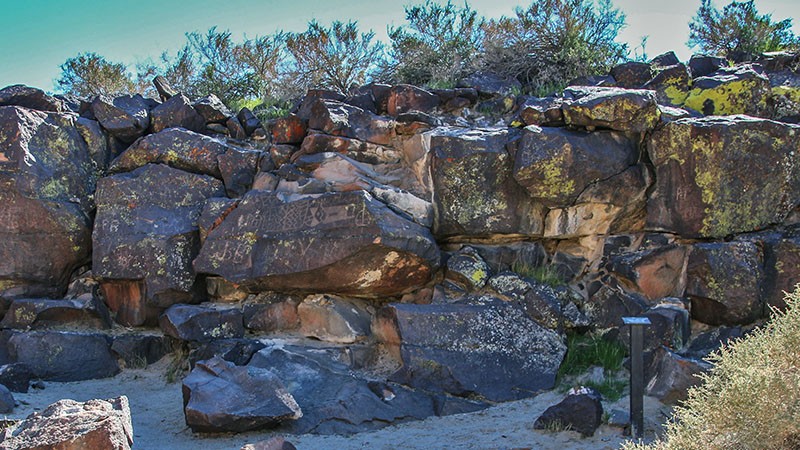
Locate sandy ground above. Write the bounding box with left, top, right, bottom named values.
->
left=7, top=359, right=671, bottom=450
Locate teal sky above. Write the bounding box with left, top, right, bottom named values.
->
left=1, top=0, right=799, bottom=93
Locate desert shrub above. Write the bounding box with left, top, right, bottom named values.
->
left=511, top=260, right=565, bottom=288
left=559, top=333, right=628, bottom=401
left=57, top=52, right=136, bottom=97
left=688, top=0, right=800, bottom=62
left=481, top=0, right=628, bottom=96
left=384, top=0, right=484, bottom=87
left=625, top=286, right=800, bottom=450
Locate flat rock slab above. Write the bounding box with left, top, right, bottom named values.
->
left=0, top=396, right=133, bottom=450
left=380, top=296, right=567, bottom=402
left=647, top=116, right=800, bottom=238
left=182, top=356, right=301, bottom=433
left=562, top=86, right=660, bottom=132
left=8, top=331, right=119, bottom=381
left=160, top=304, right=244, bottom=343
left=0, top=296, right=112, bottom=330
left=194, top=190, right=440, bottom=297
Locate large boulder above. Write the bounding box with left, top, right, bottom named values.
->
left=182, top=356, right=302, bottom=433
left=0, top=397, right=133, bottom=450
left=686, top=241, right=765, bottom=325
left=643, top=63, right=692, bottom=106
left=248, top=345, right=441, bottom=434
left=683, top=65, right=771, bottom=116
left=8, top=331, right=119, bottom=381
left=514, top=125, right=639, bottom=208
left=0, top=296, right=112, bottom=330
left=93, top=164, right=225, bottom=325
left=561, top=86, right=660, bottom=132
left=308, top=100, right=394, bottom=146
left=297, top=294, right=372, bottom=344
left=377, top=296, right=567, bottom=402
left=194, top=190, right=440, bottom=297
left=0, top=85, right=67, bottom=113
left=646, top=116, right=800, bottom=238
left=429, top=126, right=545, bottom=238
left=608, top=244, right=688, bottom=300
left=90, top=94, right=154, bottom=142
left=387, top=85, right=440, bottom=116
left=0, top=106, right=95, bottom=298
left=150, top=93, right=204, bottom=133
left=160, top=304, right=244, bottom=342
left=533, top=387, right=603, bottom=437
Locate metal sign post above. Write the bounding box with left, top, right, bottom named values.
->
left=622, top=316, right=651, bottom=440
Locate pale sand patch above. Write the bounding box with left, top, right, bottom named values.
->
left=6, top=359, right=669, bottom=450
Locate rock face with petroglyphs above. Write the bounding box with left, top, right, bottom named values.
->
left=0, top=50, right=799, bottom=439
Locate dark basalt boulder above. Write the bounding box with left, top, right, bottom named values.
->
left=534, top=387, right=603, bottom=437
left=90, top=94, right=154, bottom=142
left=8, top=331, right=119, bottom=381
left=561, top=86, right=660, bottom=132
left=0, top=84, right=67, bottom=113
left=159, top=304, right=244, bottom=343
left=150, top=93, right=205, bottom=133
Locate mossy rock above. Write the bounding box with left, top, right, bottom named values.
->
left=683, top=65, right=771, bottom=116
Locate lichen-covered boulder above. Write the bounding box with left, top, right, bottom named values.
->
left=534, top=387, right=603, bottom=437
left=561, top=86, right=660, bottom=132
left=309, top=100, right=394, bottom=146
left=378, top=296, right=567, bottom=402
left=683, top=65, right=771, bottom=116
left=8, top=331, right=119, bottom=381
left=646, top=116, right=800, bottom=238
left=643, top=63, right=691, bottom=106
left=1, top=296, right=112, bottom=330
left=445, top=247, right=491, bottom=291
left=0, top=106, right=96, bottom=298
left=514, top=126, right=639, bottom=209
left=93, top=164, right=225, bottom=325
left=686, top=241, right=765, bottom=325
left=160, top=304, right=244, bottom=342
left=610, top=62, right=653, bottom=89
left=429, top=126, right=544, bottom=238
left=763, top=234, right=800, bottom=311
left=194, top=190, right=440, bottom=297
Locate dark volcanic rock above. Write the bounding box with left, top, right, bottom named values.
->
left=272, top=114, right=307, bottom=145
left=93, top=164, right=225, bottom=325
left=0, top=363, right=33, bottom=393
left=309, top=100, right=394, bottom=146
left=194, top=94, right=231, bottom=123
left=445, top=247, right=491, bottom=291
left=684, top=65, right=771, bottom=116
left=194, top=190, right=440, bottom=297
left=686, top=241, right=765, bottom=325
left=688, top=54, right=728, bottom=78
left=647, top=116, right=800, bottom=238
left=90, top=94, right=153, bottom=142
left=297, top=295, right=372, bottom=344
left=762, top=234, right=800, bottom=312
left=249, top=345, right=439, bottom=434
left=0, top=106, right=95, bottom=298
left=0, top=296, right=112, bottom=330
left=111, top=334, right=169, bottom=368
left=387, top=84, right=440, bottom=116
left=182, top=356, right=301, bottom=433
left=0, top=84, right=66, bottom=113
left=514, top=125, right=638, bottom=208
left=0, top=396, right=133, bottom=450
left=608, top=244, right=688, bottom=300
left=562, top=86, right=660, bottom=132
left=643, top=63, right=691, bottom=106
left=534, top=387, right=603, bottom=437
left=0, top=384, right=13, bottom=413
left=217, top=147, right=260, bottom=197
left=160, top=304, right=244, bottom=342
left=188, top=339, right=266, bottom=368
left=646, top=347, right=711, bottom=404
left=378, top=296, right=567, bottom=402
left=8, top=331, right=119, bottom=381
left=610, top=62, right=653, bottom=88
left=150, top=93, right=205, bottom=133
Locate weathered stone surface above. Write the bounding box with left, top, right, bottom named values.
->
left=684, top=65, right=771, bottom=116
left=0, top=85, right=66, bottom=113
left=514, top=126, right=638, bottom=209
left=608, top=245, right=688, bottom=300
left=380, top=296, right=567, bottom=401
left=534, top=387, right=603, bottom=437
left=371, top=185, right=433, bottom=227
left=249, top=345, right=439, bottom=434
left=0, top=396, right=133, bottom=450
left=94, top=164, right=225, bottom=324
left=488, top=272, right=576, bottom=330
left=430, top=126, right=544, bottom=238
left=206, top=276, right=249, bottom=302
left=8, top=331, right=119, bottom=381
left=650, top=51, right=681, bottom=68
left=0, top=296, right=112, bottom=330
left=241, top=437, right=297, bottom=450
left=682, top=326, right=743, bottom=359
left=562, top=86, right=660, bottom=132
left=151, top=93, right=204, bottom=133
left=584, top=283, right=649, bottom=329
left=387, top=84, right=440, bottom=116
left=0, top=106, right=95, bottom=298
left=152, top=76, right=178, bottom=101
left=517, top=96, right=564, bottom=126
left=243, top=293, right=301, bottom=333
left=194, top=94, right=231, bottom=123
left=763, top=234, right=800, bottom=311
left=272, top=114, right=307, bottom=144
left=686, top=241, right=765, bottom=325
left=445, top=247, right=491, bottom=291
left=643, top=63, right=691, bottom=106
left=160, top=304, right=244, bottom=342
left=194, top=190, right=440, bottom=297
left=91, top=94, right=153, bottom=142
left=297, top=295, right=372, bottom=344
left=0, top=384, right=13, bottom=413
left=0, top=363, right=34, bottom=392
left=646, top=347, right=711, bottom=404
left=237, top=108, right=262, bottom=136
left=110, top=127, right=230, bottom=177
left=226, top=116, right=247, bottom=139
left=217, top=148, right=260, bottom=197
left=111, top=334, right=169, bottom=368
left=75, top=117, right=112, bottom=170
left=297, top=133, right=401, bottom=165
left=188, top=339, right=266, bottom=368
left=769, top=69, right=800, bottom=122
left=610, top=62, right=653, bottom=89
left=647, top=116, right=800, bottom=238
left=688, top=54, right=728, bottom=78
left=183, top=357, right=303, bottom=432
left=309, top=100, right=394, bottom=146
left=197, top=197, right=238, bottom=244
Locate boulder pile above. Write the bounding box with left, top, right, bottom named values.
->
left=0, top=50, right=798, bottom=441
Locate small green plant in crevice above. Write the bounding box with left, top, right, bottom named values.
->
left=558, top=333, right=628, bottom=401
left=512, top=260, right=566, bottom=288
left=164, top=344, right=190, bottom=383
left=541, top=418, right=573, bottom=433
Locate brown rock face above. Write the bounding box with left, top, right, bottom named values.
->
left=387, top=84, right=440, bottom=116
left=272, top=114, right=307, bottom=144
left=608, top=245, right=688, bottom=300
left=647, top=116, right=800, bottom=238
left=561, top=86, right=660, bottom=132
left=0, top=106, right=95, bottom=298
left=194, top=190, right=440, bottom=297
left=309, top=100, right=395, bottom=145
left=0, top=396, right=133, bottom=450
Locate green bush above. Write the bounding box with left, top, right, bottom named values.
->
left=625, top=286, right=800, bottom=450
left=558, top=333, right=628, bottom=401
